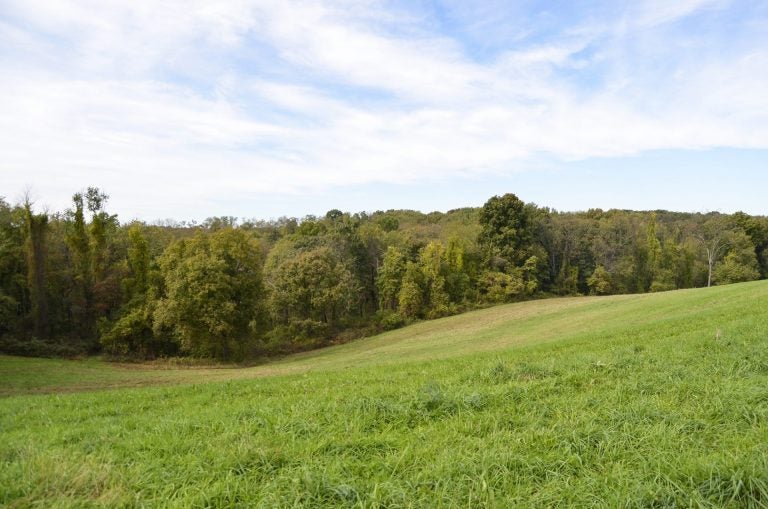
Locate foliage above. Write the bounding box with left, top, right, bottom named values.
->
left=397, top=261, right=424, bottom=319
left=0, top=292, right=18, bottom=334
left=267, top=246, right=360, bottom=342
left=0, top=337, right=89, bottom=358
left=478, top=193, right=534, bottom=270
left=376, top=246, right=406, bottom=311
left=713, top=231, right=761, bottom=284
left=587, top=265, right=612, bottom=295
left=154, top=228, right=265, bottom=360
left=0, top=200, right=25, bottom=337
left=0, top=188, right=766, bottom=359
left=23, top=201, right=49, bottom=338
left=100, top=305, right=156, bottom=357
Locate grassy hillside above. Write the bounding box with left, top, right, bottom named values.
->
left=2, top=283, right=750, bottom=396
left=2, top=281, right=768, bottom=506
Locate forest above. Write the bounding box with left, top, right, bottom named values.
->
left=1, top=188, right=766, bottom=360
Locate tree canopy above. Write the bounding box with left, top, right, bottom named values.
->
left=1, top=190, right=764, bottom=360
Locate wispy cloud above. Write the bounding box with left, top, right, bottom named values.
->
left=631, top=0, right=723, bottom=27
left=1, top=0, right=766, bottom=218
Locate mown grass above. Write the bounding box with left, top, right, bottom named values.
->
left=2, top=281, right=768, bottom=507
left=0, top=356, right=266, bottom=397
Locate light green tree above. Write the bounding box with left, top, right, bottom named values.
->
left=419, top=241, right=450, bottom=318
left=477, top=270, right=524, bottom=303
left=587, top=265, right=612, bottom=295
left=376, top=246, right=407, bottom=311
left=444, top=236, right=471, bottom=303
left=398, top=261, right=424, bottom=319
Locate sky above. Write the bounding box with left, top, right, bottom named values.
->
left=1, top=0, right=767, bottom=221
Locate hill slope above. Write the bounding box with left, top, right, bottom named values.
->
left=4, top=281, right=766, bottom=396
left=2, top=281, right=768, bottom=506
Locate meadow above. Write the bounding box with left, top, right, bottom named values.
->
left=2, top=281, right=768, bottom=507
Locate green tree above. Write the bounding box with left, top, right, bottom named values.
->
left=377, top=246, right=407, bottom=311
left=397, top=261, right=425, bottom=319
left=419, top=241, right=449, bottom=318
left=444, top=236, right=472, bottom=304
left=86, top=187, right=111, bottom=282
left=65, top=188, right=120, bottom=341
left=376, top=214, right=399, bottom=233
left=100, top=224, right=161, bottom=357
left=267, top=247, right=360, bottom=342
left=712, top=231, right=760, bottom=285
left=478, top=193, right=534, bottom=271
left=125, top=224, right=151, bottom=297
left=587, top=265, right=612, bottom=295
left=694, top=217, right=730, bottom=288
left=589, top=211, right=637, bottom=294
left=644, top=213, right=663, bottom=290
left=477, top=270, right=524, bottom=303
left=548, top=214, right=592, bottom=295
left=23, top=199, right=49, bottom=338
left=154, top=228, right=265, bottom=359
left=0, top=199, right=25, bottom=336
left=521, top=255, right=540, bottom=295
left=67, top=192, right=92, bottom=337
left=732, top=212, right=768, bottom=277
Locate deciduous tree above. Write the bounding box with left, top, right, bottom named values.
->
left=154, top=228, right=265, bottom=359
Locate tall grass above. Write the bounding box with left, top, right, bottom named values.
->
left=2, top=281, right=768, bottom=507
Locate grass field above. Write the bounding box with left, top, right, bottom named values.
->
left=2, top=281, right=768, bottom=507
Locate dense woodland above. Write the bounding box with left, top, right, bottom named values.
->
left=1, top=188, right=766, bottom=360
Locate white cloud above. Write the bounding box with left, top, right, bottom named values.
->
left=0, top=0, right=766, bottom=219
left=632, top=0, right=723, bottom=27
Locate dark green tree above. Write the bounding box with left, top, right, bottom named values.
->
left=66, top=192, right=93, bottom=338
left=712, top=231, right=760, bottom=285
left=154, top=228, right=265, bottom=359
left=100, top=224, right=162, bottom=357
left=267, top=246, right=360, bottom=342
left=23, top=199, right=49, bottom=338
left=0, top=199, right=25, bottom=336
left=478, top=194, right=535, bottom=271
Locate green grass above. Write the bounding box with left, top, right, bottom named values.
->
left=2, top=281, right=768, bottom=507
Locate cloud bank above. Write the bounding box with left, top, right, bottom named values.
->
left=1, top=0, right=766, bottom=218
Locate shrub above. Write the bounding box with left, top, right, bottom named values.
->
left=0, top=337, right=90, bottom=358
left=378, top=311, right=405, bottom=331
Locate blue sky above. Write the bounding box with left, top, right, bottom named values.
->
left=1, top=0, right=767, bottom=221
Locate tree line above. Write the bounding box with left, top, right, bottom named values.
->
left=1, top=189, right=765, bottom=360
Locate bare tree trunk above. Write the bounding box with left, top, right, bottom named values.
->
left=696, top=232, right=726, bottom=288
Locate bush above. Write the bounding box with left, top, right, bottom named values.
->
left=0, top=293, right=18, bottom=334
left=267, top=320, right=331, bottom=346
left=378, top=311, right=405, bottom=331
left=478, top=270, right=525, bottom=303
left=0, top=336, right=90, bottom=358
